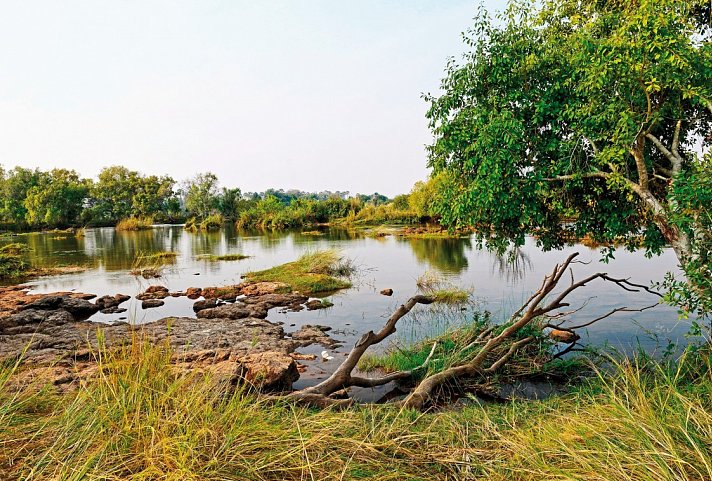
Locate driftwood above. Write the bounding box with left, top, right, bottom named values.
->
left=286, top=252, right=661, bottom=410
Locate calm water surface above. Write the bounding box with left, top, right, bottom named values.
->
left=2, top=225, right=689, bottom=370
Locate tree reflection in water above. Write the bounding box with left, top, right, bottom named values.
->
left=492, top=246, right=532, bottom=283
left=404, top=237, right=471, bottom=274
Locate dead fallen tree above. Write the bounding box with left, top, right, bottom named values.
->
left=286, top=252, right=661, bottom=410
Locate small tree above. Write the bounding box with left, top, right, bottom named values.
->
left=184, top=172, right=219, bottom=220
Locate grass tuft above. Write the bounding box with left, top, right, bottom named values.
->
left=116, top=216, right=154, bottom=231
left=245, top=250, right=353, bottom=294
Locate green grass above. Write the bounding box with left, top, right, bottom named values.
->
left=1, top=338, right=710, bottom=480
left=197, top=253, right=251, bottom=261
left=245, top=250, right=353, bottom=294
left=116, top=216, right=154, bottom=231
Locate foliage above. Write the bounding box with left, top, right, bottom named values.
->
left=23, top=169, right=90, bottom=227
left=427, top=0, right=711, bottom=317
left=184, top=172, right=220, bottom=220
left=86, top=166, right=177, bottom=224
left=245, top=250, right=353, bottom=294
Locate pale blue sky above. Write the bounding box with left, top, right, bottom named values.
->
left=0, top=1, right=507, bottom=195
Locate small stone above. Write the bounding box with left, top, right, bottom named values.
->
left=380, top=288, right=394, bottom=296
left=142, top=299, right=165, bottom=309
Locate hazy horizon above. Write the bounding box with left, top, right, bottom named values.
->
left=0, top=1, right=508, bottom=196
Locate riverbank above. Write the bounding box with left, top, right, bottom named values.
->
left=1, top=337, right=709, bottom=480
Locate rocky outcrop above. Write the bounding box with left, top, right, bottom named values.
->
left=19, top=295, right=100, bottom=320
left=0, top=281, right=341, bottom=393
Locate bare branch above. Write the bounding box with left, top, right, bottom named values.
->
left=483, top=336, right=535, bottom=373
left=562, top=302, right=659, bottom=331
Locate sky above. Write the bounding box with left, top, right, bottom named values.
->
left=0, top=0, right=507, bottom=196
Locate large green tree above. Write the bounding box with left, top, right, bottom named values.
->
left=427, top=0, right=711, bottom=311
left=88, top=166, right=176, bottom=223
left=24, top=169, right=90, bottom=227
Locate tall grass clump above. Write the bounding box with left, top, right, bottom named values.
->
left=116, top=216, right=154, bottom=231
left=245, top=250, right=354, bottom=294
left=1, top=338, right=471, bottom=480
left=129, top=251, right=178, bottom=278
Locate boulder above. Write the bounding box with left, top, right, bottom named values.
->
left=235, top=351, right=299, bottom=391
left=95, top=294, right=130, bottom=310
left=192, top=299, right=218, bottom=313
left=137, top=286, right=169, bottom=301
left=185, top=287, right=202, bottom=299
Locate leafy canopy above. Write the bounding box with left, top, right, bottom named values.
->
left=427, top=0, right=711, bottom=257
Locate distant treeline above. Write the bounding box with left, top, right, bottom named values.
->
left=0, top=165, right=442, bottom=230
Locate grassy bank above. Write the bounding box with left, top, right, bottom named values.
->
left=244, top=250, right=353, bottom=294
left=1, top=338, right=710, bottom=480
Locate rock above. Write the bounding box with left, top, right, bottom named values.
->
left=193, top=299, right=218, bottom=313
left=185, top=287, right=202, bottom=299
left=1, top=308, right=74, bottom=331
left=290, top=325, right=339, bottom=348
left=243, top=293, right=308, bottom=309
left=549, top=329, right=580, bottom=344
left=169, top=291, right=184, bottom=297
left=380, top=288, right=394, bottom=296
left=235, top=351, right=299, bottom=391
left=95, top=294, right=130, bottom=310
left=197, top=303, right=254, bottom=320
left=141, top=299, right=165, bottom=309
left=305, top=299, right=332, bottom=310
left=137, top=285, right=169, bottom=301
left=20, top=296, right=100, bottom=320
left=100, top=307, right=127, bottom=314
left=239, top=281, right=291, bottom=296
left=72, top=293, right=97, bottom=300
left=201, top=286, right=241, bottom=300
left=146, top=285, right=169, bottom=294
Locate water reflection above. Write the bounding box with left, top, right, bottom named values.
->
left=404, top=237, right=471, bottom=274
left=491, top=247, right=533, bottom=283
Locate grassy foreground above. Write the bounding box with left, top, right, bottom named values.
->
left=245, top=250, right=353, bottom=294
left=1, top=338, right=710, bottom=480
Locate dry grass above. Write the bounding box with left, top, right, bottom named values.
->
left=116, top=217, right=154, bottom=231
left=0, top=338, right=710, bottom=480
